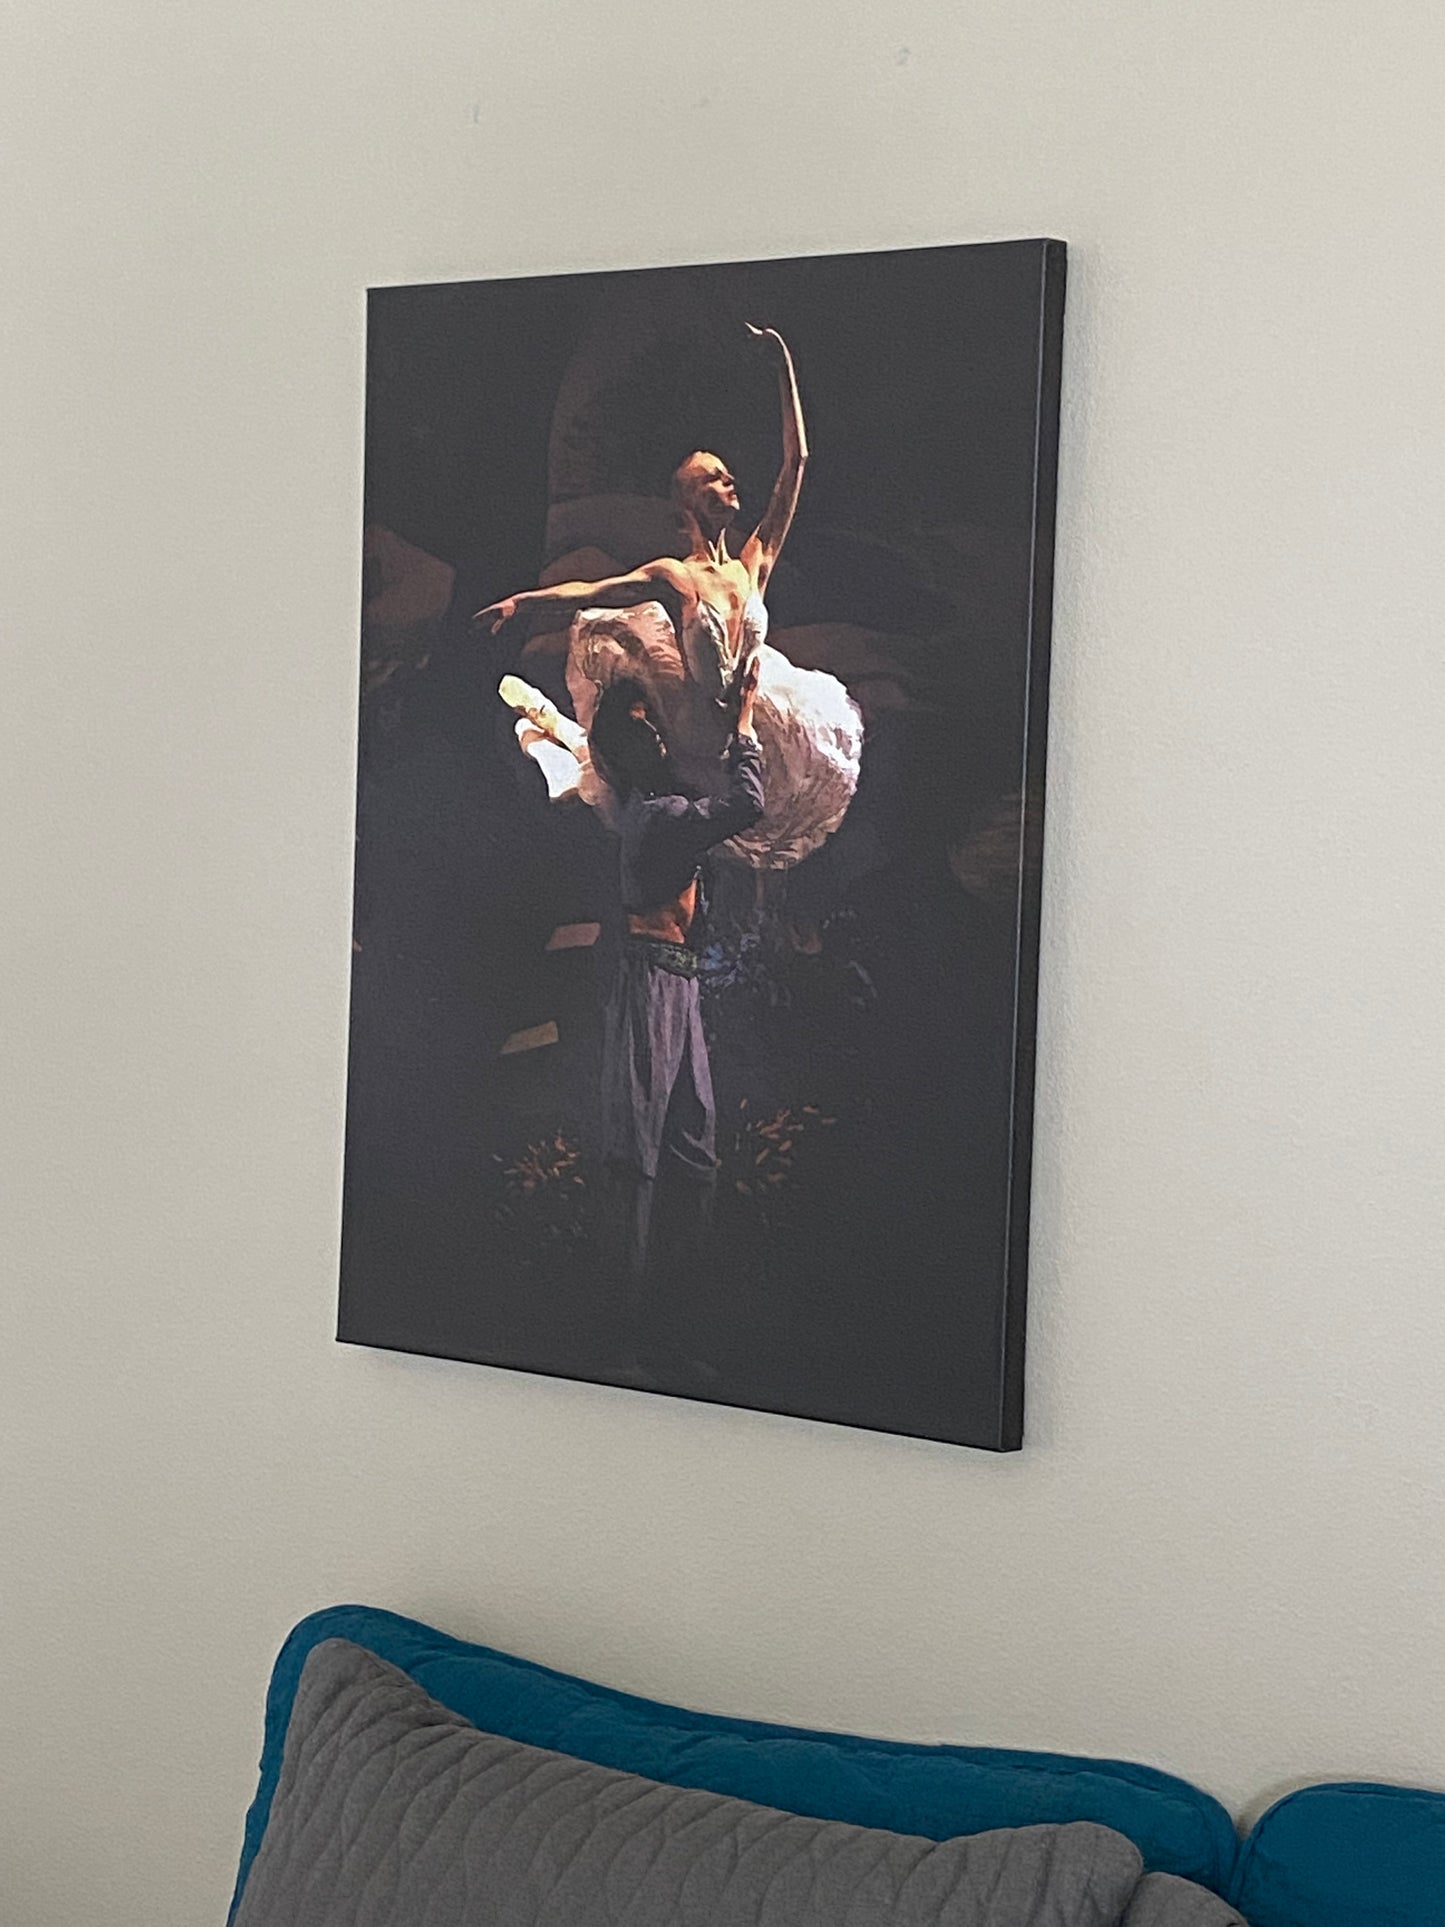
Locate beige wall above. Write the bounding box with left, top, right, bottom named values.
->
left=5, top=2, right=1445, bottom=1921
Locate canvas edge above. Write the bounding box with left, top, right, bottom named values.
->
left=992, top=236, right=1068, bottom=1452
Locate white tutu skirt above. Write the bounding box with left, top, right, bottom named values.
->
left=727, top=644, right=862, bottom=869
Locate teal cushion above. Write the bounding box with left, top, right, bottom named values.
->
left=1231, top=1781, right=1445, bottom=1927
left=230, top=1604, right=1238, bottom=1919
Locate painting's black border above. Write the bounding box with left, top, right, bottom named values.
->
left=994, top=237, right=1066, bottom=1452
left=336, top=237, right=1068, bottom=1454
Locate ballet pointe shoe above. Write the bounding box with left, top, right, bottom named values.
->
left=498, top=675, right=587, bottom=756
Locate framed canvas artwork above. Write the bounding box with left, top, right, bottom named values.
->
left=339, top=238, right=1065, bottom=1450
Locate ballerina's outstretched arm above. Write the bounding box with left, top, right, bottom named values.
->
left=473, top=556, right=692, bottom=635
left=741, top=325, right=809, bottom=594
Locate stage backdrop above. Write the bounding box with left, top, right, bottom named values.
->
left=339, top=239, right=1065, bottom=1450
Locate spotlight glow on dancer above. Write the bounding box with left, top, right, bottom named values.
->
left=474, top=324, right=862, bottom=872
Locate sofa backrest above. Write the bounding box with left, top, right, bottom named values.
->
left=1230, top=1780, right=1445, bottom=1926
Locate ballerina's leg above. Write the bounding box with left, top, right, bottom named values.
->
left=513, top=720, right=585, bottom=804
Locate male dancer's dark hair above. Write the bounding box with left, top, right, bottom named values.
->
left=588, top=677, right=671, bottom=800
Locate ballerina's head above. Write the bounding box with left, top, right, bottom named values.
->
left=672, top=450, right=741, bottom=545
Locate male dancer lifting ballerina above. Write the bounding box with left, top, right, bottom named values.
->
left=583, top=662, right=763, bottom=1342
left=473, top=324, right=838, bottom=1359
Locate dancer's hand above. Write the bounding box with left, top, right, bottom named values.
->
left=745, top=322, right=786, bottom=355
left=472, top=595, right=520, bottom=634
left=736, top=655, right=761, bottom=738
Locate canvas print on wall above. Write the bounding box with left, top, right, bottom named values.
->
left=339, top=239, right=1065, bottom=1451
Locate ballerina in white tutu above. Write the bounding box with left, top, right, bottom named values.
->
left=475, top=324, right=863, bottom=871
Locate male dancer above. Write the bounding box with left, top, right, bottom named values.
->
left=586, top=660, right=764, bottom=1354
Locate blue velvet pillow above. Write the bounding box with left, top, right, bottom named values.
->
left=1230, top=1781, right=1445, bottom=1927
left=230, top=1604, right=1239, bottom=1919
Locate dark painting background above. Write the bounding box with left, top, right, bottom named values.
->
left=339, top=240, right=1064, bottom=1449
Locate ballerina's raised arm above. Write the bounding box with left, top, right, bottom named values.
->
left=739, top=324, right=809, bottom=595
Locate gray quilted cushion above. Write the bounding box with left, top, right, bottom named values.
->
left=1122, top=1875, right=1245, bottom=1926
left=232, top=1639, right=1223, bottom=1927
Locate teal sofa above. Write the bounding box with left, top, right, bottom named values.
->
left=232, top=1605, right=1445, bottom=1926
